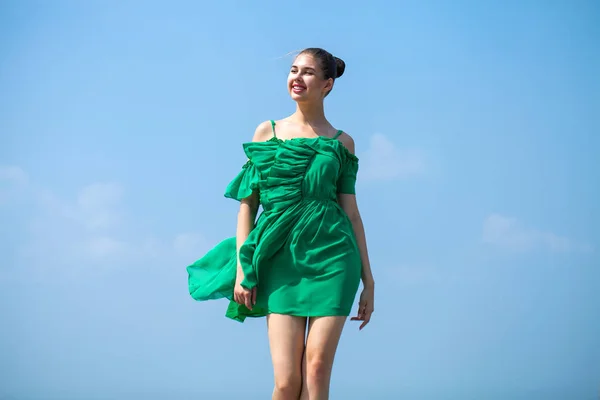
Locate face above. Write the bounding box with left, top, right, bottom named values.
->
left=287, top=54, right=333, bottom=102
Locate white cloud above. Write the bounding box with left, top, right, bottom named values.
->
left=482, top=214, right=592, bottom=253
left=76, top=182, right=123, bottom=230
left=2, top=167, right=206, bottom=275
left=0, top=165, right=28, bottom=185
left=33, top=182, right=124, bottom=233
left=0, top=165, right=29, bottom=204
left=174, top=233, right=208, bottom=256
left=84, top=236, right=128, bottom=258
left=359, top=133, right=425, bottom=181
left=18, top=181, right=129, bottom=262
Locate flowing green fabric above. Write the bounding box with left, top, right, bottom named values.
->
left=186, top=127, right=362, bottom=322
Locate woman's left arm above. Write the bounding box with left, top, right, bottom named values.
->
left=337, top=134, right=375, bottom=330
left=339, top=194, right=375, bottom=289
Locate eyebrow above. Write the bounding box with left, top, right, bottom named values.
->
left=291, top=65, right=316, bottom=71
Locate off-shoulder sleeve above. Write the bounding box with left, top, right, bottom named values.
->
left=224, top=159, right=260, bottom=200
left=337, top=152, right=359, bottom=195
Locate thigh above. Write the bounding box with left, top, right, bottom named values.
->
left=304, top=316, right=347, bottom=364
left=267, top=314, right=307, bottom=378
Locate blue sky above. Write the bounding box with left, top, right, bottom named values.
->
left=1, top=1, right=599, bottom=399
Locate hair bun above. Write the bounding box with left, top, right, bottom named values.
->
left=334, top=56, right=346, bottom=78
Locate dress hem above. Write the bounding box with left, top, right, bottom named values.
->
left=227, top=307, right=352, bottom=323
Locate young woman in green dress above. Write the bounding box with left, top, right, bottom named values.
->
left=187, top=47, right=375, bottom=399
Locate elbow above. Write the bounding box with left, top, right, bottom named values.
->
left=347, top=210, right=361, bottom=223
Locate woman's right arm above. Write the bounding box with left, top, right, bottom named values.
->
left=235, top=194, right=259, bottom=285
left=233, top=121, right=273, bottom=310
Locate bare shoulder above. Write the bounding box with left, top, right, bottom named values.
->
left=337, top=131, right=356, bottom=154
left=252, top=120, right=275, bottom=142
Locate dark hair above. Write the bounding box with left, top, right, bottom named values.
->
left=298, top=47, right=346, bottom=81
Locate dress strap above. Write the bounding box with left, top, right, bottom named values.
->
left=332, top=130, right=343, bottom=140
left=270, top=120, right=277, bottom=138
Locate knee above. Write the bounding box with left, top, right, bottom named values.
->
left=306, top=357, right=330, bottom=384
left=274, top=372, right=302, bottom=397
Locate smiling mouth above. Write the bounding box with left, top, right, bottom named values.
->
left=292, top=84, right=306, bottom=92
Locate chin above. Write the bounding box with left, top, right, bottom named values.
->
left=289, top=91, right=306, bottom=101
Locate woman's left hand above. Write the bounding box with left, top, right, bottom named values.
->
left=351, top=284, right=374, bottom=330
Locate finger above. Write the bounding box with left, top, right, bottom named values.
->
left=360, top=309, right=374, bottom=330
left=251, top=287, right=257, bottom=306
left=360, top=316, right=371, bottom=330
left=244, top=292, right=252, bottom=310
left=358, top=302, right=367, bottom=317
left=360, top=309, right=366, bottom=319
left=355, top=303, right=362, bottom=316
left=351, top=311, right=365, bottom=321
left=359, top=320, right=368, bottom=330
left=357, top=303, right=368, bottom=319
left=351, top=310, right=363, bottom=321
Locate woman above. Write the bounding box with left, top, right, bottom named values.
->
left=187, top=47, right=375, bottom=399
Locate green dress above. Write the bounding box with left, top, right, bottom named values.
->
left=186, top=120, right=362, bottom=322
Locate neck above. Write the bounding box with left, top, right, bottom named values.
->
left=292, top=101, right=326, bottom=126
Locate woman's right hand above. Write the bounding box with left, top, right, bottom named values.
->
left=233, top=279, right=256, bottom=311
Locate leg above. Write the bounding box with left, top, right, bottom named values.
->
left=299, top=316, right=347, bottom=400
left=267, top=313, right=307, bottom=400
